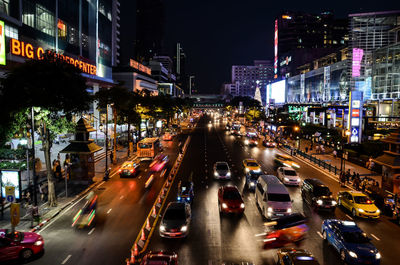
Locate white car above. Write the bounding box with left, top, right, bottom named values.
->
left=213, top=162, right=231, bottom=179
left=277, top=167, right=301, bottom=186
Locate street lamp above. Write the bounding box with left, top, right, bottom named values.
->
left=340, top=130, right=351, bottom=174
left=294, top=126, right=300, bottom=149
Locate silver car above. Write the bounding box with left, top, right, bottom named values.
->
left=159, top=202, right=191, bottom=238
left=213, top=161, right=231, bottom=179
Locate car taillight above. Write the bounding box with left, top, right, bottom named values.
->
left=130, top=169, right=134, bottom=173
left=118, top=169, right=121, bottom=172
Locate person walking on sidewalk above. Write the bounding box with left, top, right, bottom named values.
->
left=340, top=172, right=346, bottom=187
left=346, top=169, right=351, bottom=184
left=333, top=150, right=337, bottom=158
left=110, top=152, right=114, bottom=165
left=305, top=146, right=309, bottom=153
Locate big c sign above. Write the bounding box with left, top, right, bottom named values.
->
left=10, top=39, right=97, bottom=75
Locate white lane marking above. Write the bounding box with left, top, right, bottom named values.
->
left=107, top=208, right=112, bottom=214
left=88, top=228, right=95, bottom=235
left=345, top=214, right=353, bottom=220
left=317, top=231, right=323, bottom=238
left=371, top=234, right=380, bottom=241
left=39, top=181, right=106, bottom=234
left=120, top=195, right=124, bottom=200
left=61, top=254, right=72, bottom=264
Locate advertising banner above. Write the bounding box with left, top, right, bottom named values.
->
left=348, top=91, right=363, bottom=143
left=0, top=20, right=5, bottom=65
left=1, top=170, right=21, bottom=200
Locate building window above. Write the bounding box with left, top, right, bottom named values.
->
left=22, top=0, right=35, bottom=28
left=68, top=26, right=78, bottom=45
left=81, top=33, right=88, bottom=49
left=36, top=4, right=55, bottom=36
left=0, top=0, right=9, bottom=15
left=5, top=25, right=18, bottom=39
left=58, top=19, right=67, bottom=40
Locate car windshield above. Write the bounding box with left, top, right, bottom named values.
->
left=249, top=172, right=262, bottom=181
left=314, top=187, right=331, bottom=196
left=354, top=196, right=373, bottom=204
left=284, top=170, right=297, bottom=176
left=268, top=193, right=291, bottom=202
left=223, top=190, right=242, bottom=200
left=216, top=164, right=228, bottom=170
left=247, top=162, right=259, bottom=167
left=3, top=230, right=23, bottom=242
left=122, top=163, right=134, bottom=169
left=342, top=231, right=370, bottom=244
left=164, top=208, right=186, bottom=220
left=139, top=143, right=152, bottom=149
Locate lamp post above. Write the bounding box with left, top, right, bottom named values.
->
left=294, top=126, right=300, bottom=149
left=340, top=130, right=351, bottom=174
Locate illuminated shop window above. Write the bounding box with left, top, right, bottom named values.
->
left=5, top=25, right=18, bottom=39
left=58, top=19, right=67, bottom=40
left=36, top=4, right=55, bottom=36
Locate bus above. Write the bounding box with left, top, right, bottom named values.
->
left=137, top=137, right=161, bottom=159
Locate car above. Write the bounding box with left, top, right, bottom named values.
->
left=140, top=251, right=178, bottom=265
left=277, top=167, right=301, bottom=186
left=244, top=136, right=258, bottom=146
left=275, top=248, right=320, bottom=265
left=150, top=154, right=169, bottom=172
left=337, top=191, right=380, bottom=218
left=0, top=229, right=44, bottom=262
left=118, top=161, right=139, bottom=177
left=245, top=171, right=263, bottom=191
left=177, top=181, right=194, bottom=203
left=213, top=161, right=231, bottom=179
left=301, top=178, right=336, bottom=211
left=321, top=219, right=381, bottom=265
left=159, top=202, right=191, bottom=238
left=274, top=154, right=300, bottom=169
left=263, top=213, right=308, bottom=249
left=162, top=132, right=173, bottom=141
left=243, top=158, right=262, bottom=174
left=72, top=191, right=97, bottom=228
left=263, top=140, right=276, bottom=148
left=218, top=185, right=245, bottom=215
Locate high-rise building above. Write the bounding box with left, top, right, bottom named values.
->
left=225, top=60, right=273, bottom=105
left=275, top=11, right=348, bottom=78
left=174, top=42, right=188, bottom=93
left=118, top=0, right=137, bottom=66
left=111, top=0, right=120, bottom=66
left=134, top=0, right=164, bottom=63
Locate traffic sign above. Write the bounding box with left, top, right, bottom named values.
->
left=5, top=186, right=15, bottom=203
left=10, top=203, right=20, bottom=227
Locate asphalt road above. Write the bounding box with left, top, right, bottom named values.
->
left=146, top=115, right=400, bottom=265
left=16, top=134, right=185, bottom=265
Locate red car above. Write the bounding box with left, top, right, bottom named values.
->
left=0, top=229, right=44, bottom=262
left=150, top=154, right=169, bottom=172
left=218, top=186, right=245, bottom=215
left=140, top=251, right=178, bottom=265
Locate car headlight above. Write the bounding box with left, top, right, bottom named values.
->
left=245, top=168, right=250, bottom=172
left=177, top=196, right=181, bottom=201
left=317, top=199, right=323, bottom=205
left=376, top=252, right=381, bottom=259
left=255, top=141, right=258, bottom=145
left=376, top=209, right=380, bottom=214
left=160, top=225, right=165, bottom=232
left=297, top=178, right=301, bottom=182
left=240, top=203, right=245, bottom=208
left=180, top=225, right=187, bottom=232
left=244, top=140, right=249, bottom=144
left=284, top=177, right=289, bottom=181
left=348, top=251, right=358, bottom=258
left=227, top=172, right=231, bottom=176
left=283, top=163, right=290, bottom=167
left=358, top=208, right=365, bottom=213
left=287, top=208, right=292, bottom=213
left=214, top=172, right=219, bottom=176
left=254, top=169, right=261, bottom=173
left=34, top=240, right=43, bottom=246
left=292, top=163, right=300, bottom=168
left=250, top=182, right=255, bottom=186
left=267, top=207, right=273, bottom=212
left=222, top=203, right=228, bottom=209
left=332, top=200, right=337, bottom=206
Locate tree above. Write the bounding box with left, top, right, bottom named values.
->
left=1, top=53, right=91, bottom=207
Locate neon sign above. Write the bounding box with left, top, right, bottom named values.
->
left=274, top=19, right=278, bottom=78
left=10, top=39, right=97, bottom=75
left=0, top=20, right=5, bottom=65
left=130, top=59, right=151, bottom=75
left=352, top=48, right=363, bottom=77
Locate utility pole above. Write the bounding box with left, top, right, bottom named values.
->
left=105, top=105, right=108, bottom=171
left=30, top=107, right=38, bottom=206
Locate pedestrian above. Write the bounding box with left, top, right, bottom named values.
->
left=110, top=151, right=114, bottom=164
left=346, top=169, right=351, bottom=184
left=316, top=145, right=320, bottom=154
left=353, top=177, right=360, bottom=190
left=305, top=146, right=309, bottom=153
left=361, top=178, right=367, bottom=192
left=320, top=144, right=324, bottom=154
left=340, top=172, right=346, bottom=187
left=352, top=171, right=356, bottom=183
left=56, top=160, right=62, bottom=180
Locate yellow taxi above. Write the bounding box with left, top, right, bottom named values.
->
left=337, top=191, right=380, bottom=218
left=242, top=159, right=262, bottom=173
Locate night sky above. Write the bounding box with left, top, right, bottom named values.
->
left=163, top=0, right=399, bottom=94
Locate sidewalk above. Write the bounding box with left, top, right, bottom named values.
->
left=0, top=146, right=133, bottom=232
left=284, top=138, right=382, bottom=187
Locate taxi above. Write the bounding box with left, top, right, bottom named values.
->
left=118, top=160, right=139, bottom=177
left=274, top=154, right=300, bottom=169
left=337, top=191, right=380, bottom=218
left=242, top=159, right=262, bottom=173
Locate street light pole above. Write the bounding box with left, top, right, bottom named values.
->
left=105, top=105, right=108, bottom=172
left=30, top=107, right=38, bottom=206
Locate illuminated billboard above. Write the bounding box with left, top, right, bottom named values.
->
left=352, top=48, right=363, bottom=77
left=274, top=19, right=278, bottom=78
left=0, top=20, right=5, bottom=65
left=270, top=80, right=286, bottom=104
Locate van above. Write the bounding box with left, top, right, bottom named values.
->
left=255, top=175, right=292, bottom=219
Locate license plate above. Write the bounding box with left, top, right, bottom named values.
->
left=276, top=214, right=284, bottom=216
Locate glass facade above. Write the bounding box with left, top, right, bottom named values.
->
left=372, top=43, right=400, bottom=100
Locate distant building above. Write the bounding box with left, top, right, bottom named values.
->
left=275, top=11, right=348, bottom=78
left=174, top=42, right=188, bottom=93
left=225, top=60, right=273, bottom=105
